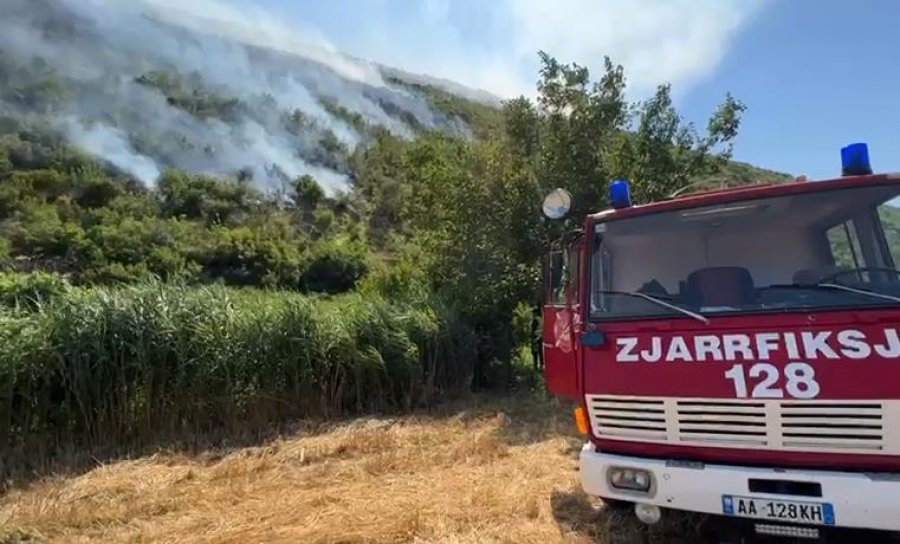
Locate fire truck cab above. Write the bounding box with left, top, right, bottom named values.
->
left=542, top=143, right=900, bottom=539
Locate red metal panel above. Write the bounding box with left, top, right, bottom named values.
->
left=543, top=306, right=579, bottom=400
left=587, top=174, right=898, bottom=222
left=542, top=236, right=585, bottom=401
left=581, top=309, right=900, bottom=400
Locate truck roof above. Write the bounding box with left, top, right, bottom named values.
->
left=587, top=173, right=900, bottom=221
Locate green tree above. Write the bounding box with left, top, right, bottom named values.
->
left=370, top=52, right=747, bottom=384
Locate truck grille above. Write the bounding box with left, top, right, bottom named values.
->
left=586, top=395, right=894, bottom=454
left=676, top=400, right=767, bottom=446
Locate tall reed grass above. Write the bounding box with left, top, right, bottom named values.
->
left=0, top=277, right=477, bottom=472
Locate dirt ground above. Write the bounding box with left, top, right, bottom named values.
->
left=0, top=393, right=786, bottom=543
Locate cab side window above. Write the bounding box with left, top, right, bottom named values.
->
left=546, top=244, right=579, bottom=306
left=568, top=244, right=580, bottom=303
left=547, top=249, right=567, bottom=306
left=877, top=203, right=900, bottom=267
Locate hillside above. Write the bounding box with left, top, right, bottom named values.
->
left=0, top=0, right=485, bottom=190
left=0, top=0, right=783, bottom=192
left=0, top=0, right=789, bottom=289
left=693, top=159, right=793, bottom=188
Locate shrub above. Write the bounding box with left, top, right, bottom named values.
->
left=0, top=271, right=69, bottom=309
left=357, top=252, right=429, bottom=303
left=301, top=236, right=369, bottom=294
left=8, top=203, right=85, bottom=257
left=201, top=222, right=307, bottom=288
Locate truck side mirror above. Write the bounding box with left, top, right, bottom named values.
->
left=542, top=189, right=572, bottom=220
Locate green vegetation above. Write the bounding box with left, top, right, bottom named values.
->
left=0, top=276, right=476, bottom=473
left=385, top=75, right=505, bottom=138
left=0, top=44, right=791, bottom=468
left=690, top=160, right=794, bottom=193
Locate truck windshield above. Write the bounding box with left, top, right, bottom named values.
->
left=590, top=182, right=900, bottom=320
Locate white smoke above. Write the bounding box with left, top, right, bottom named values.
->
left=0, top=0, right=471, bottom=194
left=133, top=0, right=387, bottom=88
left=63, top=0, right=451, bottom=138
left=61, top=118, right=162, bottom=186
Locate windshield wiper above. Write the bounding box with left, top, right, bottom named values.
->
left=596, top=290, right=709, bottom=324
left=769, top=283, right=900, bottom=304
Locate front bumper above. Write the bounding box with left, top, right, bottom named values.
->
left=580, top=443, right=900, bottom=532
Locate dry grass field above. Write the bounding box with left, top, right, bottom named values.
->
left=0, top=393, right=717, bottom=544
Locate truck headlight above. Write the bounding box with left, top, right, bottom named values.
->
left=608, top=467, right=652, bottom=492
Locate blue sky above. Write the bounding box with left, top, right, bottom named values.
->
left=214, top=0, right=894, bottom=179
left=680, top=1, right=900, bottom=180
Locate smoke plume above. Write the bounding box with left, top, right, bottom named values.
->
left=61, top=118, right=162, bottom=186
left=0, top=0, right=474, bottom=193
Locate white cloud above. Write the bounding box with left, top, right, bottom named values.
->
left=282, top=0, right=765, bottom=99
left=506, top=0, right=761, bottom=94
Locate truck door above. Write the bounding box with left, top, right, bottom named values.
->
left=543, top=237, right=582, bottom=400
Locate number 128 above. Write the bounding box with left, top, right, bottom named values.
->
left=724, top=362, right=820, bottom=399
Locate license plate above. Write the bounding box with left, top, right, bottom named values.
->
left=722, top=495, right=835, bottom=525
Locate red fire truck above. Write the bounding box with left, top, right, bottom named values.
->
left=541, top=143, right=900, bottom=539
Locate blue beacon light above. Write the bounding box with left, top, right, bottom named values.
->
left=841, top=142, right=873, bottom=176
left=609, top=179, right=633, bottom=209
